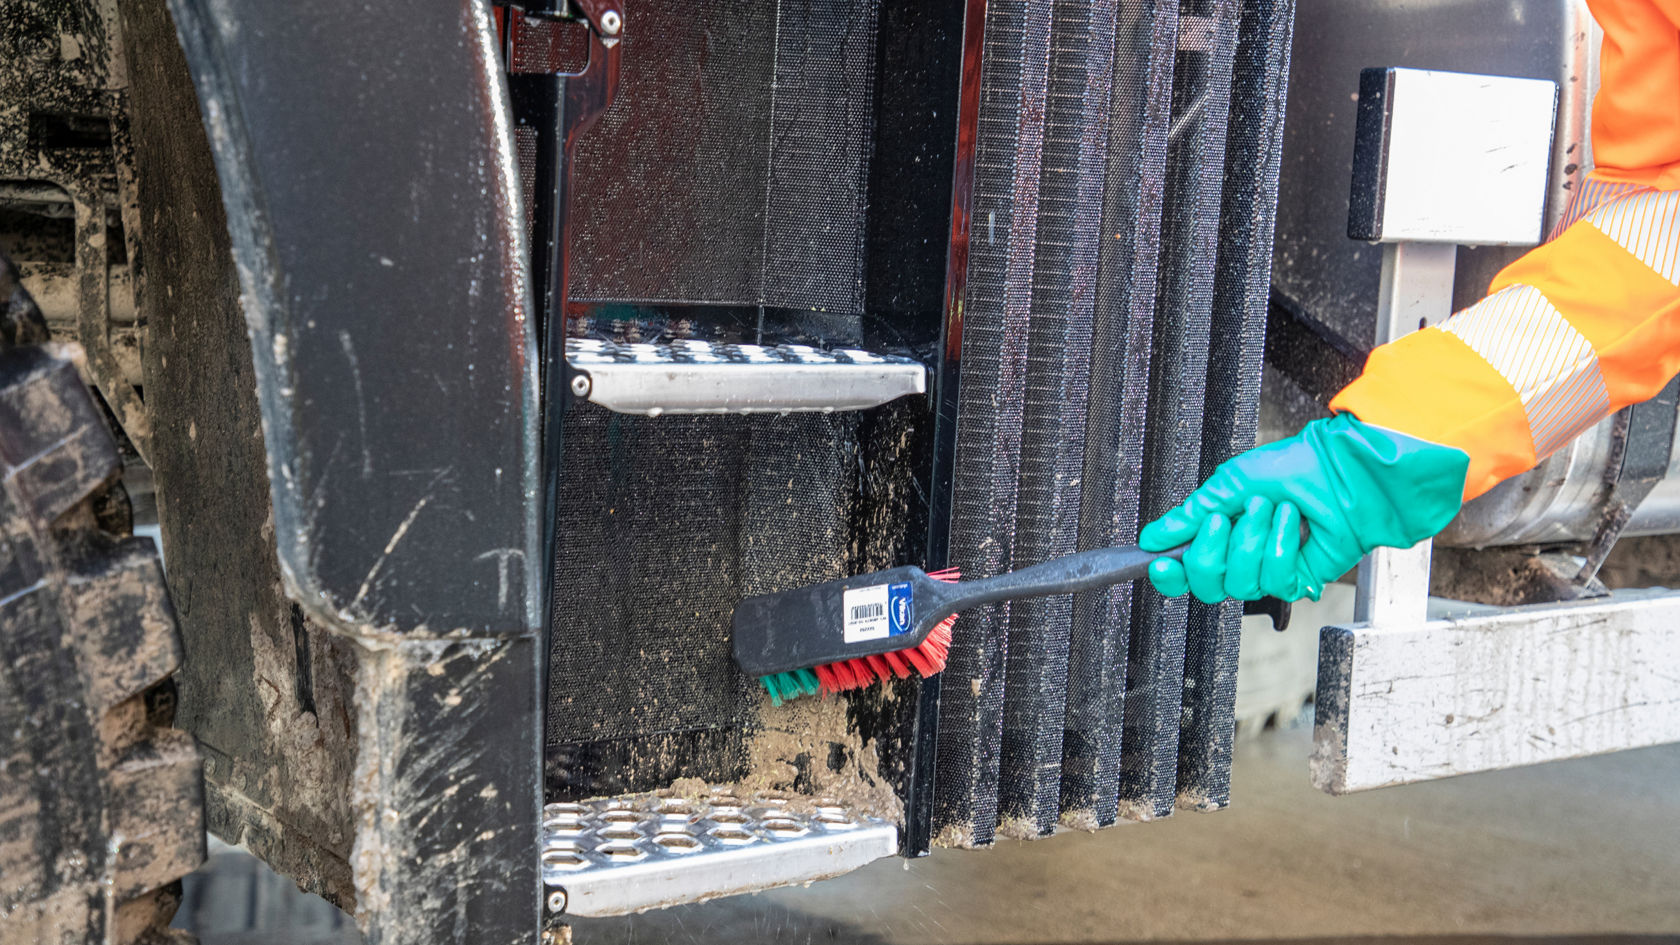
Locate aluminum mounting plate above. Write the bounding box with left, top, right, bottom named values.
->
left=565, top=338, right=927, bottom=416
left=541, top=789, right=898, bottom=916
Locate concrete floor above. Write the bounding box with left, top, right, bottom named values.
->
left=568, top=724, right=1680, bottom=944
left=177, top=719, right=1680, bottom=944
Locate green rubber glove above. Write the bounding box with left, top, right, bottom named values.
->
left=1138, top=414, right=1469, bottom=603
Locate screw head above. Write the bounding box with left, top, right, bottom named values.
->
left=569, top=373, right=591, bottom=398
left=600, top=9, right=622, bottom=34
left=547, top=889, right=568, bottom=913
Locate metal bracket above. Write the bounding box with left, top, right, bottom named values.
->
left=542, top=791, right=897, bottom=917
left=1320, top=68, right=1680, bottom=794
left=565, top=338, right=927, bottom=416
left=569, top=0, right=624, bottom=47
left=1314, top=590, right=1680, bottom=794
left=502, top=1, right=626, bottom=760
left=1345, top=66, right=1560, bottom=629
left=1351, top=240, right=1455, bottom=630
left=1575, top=375, right=1680, bottom=582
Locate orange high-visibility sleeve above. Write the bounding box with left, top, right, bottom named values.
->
left=1332, top=190, right=1680, bottom=500
left=1330, top=328, right=1537, bottom=499
left=1331, top=1, right=1680, bottom=501
left=1587, top=0, right=1680, bottom=188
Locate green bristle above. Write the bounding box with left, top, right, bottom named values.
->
left=792, top=667, right=819, bottom=696
left=760, top=668, right=820, bottom=706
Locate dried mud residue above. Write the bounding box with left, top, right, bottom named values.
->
left=995, top=814, right=1048, bottom=841
left=1058, top=806, right=1103, bottom=833
left=657, top=692, right=903, bottom=822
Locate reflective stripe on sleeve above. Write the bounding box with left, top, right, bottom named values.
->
left=1439, top=284, right=1611, bottom=458
left=1585, top=189, right=1680, bottom=285
left=1549, top=175, right=1651, bottom=238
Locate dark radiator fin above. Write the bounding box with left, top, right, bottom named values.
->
left=1118, top=0, right=1239, bottom=822
left=761, top=1, right=880, bottom=314
left=545, top=411, right=858, bottom=796
left=1057, top=0, right=1179, bottom=831
left=1176, top=0, right=1297, bottom=812
left=995, top=0, right=1118, bottom=840
left=933, top=0, right=1053, bottom=848
left=569, top=0, right=877, bottom=313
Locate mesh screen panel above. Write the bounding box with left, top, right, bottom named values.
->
left=994, top=0, right=1115, bottom=839
left=510, top=16, right=590, bottom=74
left=546, top=409, right=859, bottom=792
left=1118, top=0, right=1239, bottom=821
left=1176, top=0, right=1295, bottom=811
left=761, top=2, right=880, bottom=313
left=568, top=0, right=878, bottom=312
left=545, top=0, right=889, bottom=795
left=516, top=125, right=537, bottom=239
left=933, top=0, right=1051, bottom=848
left=1058, top=0, right=1177, bottom=830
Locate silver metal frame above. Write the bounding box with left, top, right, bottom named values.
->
left=542, top=791, right=898, bottom=917
left=565, top=338, right=928, bottom=416
left=1316, top=67, right=1680, bottom=793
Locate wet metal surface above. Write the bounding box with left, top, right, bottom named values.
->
left=568, top=726, right=1680, bottom=943
left=541, top=791, right=897, bottom=917
left=181, top=724, right=1680, bottom=942
left=566, top=338, right=926, bottom=415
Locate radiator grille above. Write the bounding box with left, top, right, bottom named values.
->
left=934, top=0, right=1294, bottom=842
left=536, top=0, right=1298, bottom=837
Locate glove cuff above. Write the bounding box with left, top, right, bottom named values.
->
left=1307, top=413, right=1469, bottom=550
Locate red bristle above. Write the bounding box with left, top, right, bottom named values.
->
left=928, top=618, right=955, bottom=652
left=845, top=659, right=874, bottom=690
left=834, top=659, right=864, bottom=690
left=882, top=649, right=912, bottom=678
left=804, top=568, right=963, bottom=696
left=902, top=645, right=934, bottom=676
left=823, top=661, right=850, bottom=692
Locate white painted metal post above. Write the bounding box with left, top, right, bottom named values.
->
left=1304, top=69, right=1680, bottom=796
left=1353, top=241, right=1456, bottom=626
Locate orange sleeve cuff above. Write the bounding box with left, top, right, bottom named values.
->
left=1329, top=329, right=1536, bottom=502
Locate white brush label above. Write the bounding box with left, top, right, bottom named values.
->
left=842, top=582, right=913, bottom=643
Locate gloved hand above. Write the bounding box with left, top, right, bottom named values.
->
left=1138, top=413, right=1469, bottom=603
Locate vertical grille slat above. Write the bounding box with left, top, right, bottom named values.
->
left=996, top=0, right=1119, bottom=840
left=934, top=0, right=1054, bottom=848
left=1058, top=0, right=1180, bottom=830
left=1118, top=0, right=1240, bottom=822
left=1176, top=0, right=1297, bottom=812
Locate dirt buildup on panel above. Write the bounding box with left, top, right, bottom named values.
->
left=738, top=691, right=902, bottom=820
left=995, top=814, right=1046, bottom=841
left=1059, top=806, right=1104, bottom=833
left=648, top=693, right=903, bottom=821
left=935, top=821, right=979, bottom=849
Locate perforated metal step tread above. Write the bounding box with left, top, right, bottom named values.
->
left=542, top=790, right=898, bottom=917
left=565, top=338, right=927, bottom=416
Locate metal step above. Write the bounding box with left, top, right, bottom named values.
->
left=541, top=790, right=898, bottom=917
left=565, top=338, right=926, bottom=416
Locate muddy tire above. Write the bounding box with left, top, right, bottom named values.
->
left=0, top=268, right=204, bottom=944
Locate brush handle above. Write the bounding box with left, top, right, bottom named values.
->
left=920, top=543, right=1185, bottom=631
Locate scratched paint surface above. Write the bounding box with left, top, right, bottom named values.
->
left=1314, top=593, right=1680, bottom=793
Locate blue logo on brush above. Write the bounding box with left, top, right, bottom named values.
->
left=888, top=582, right=913, bottom=636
